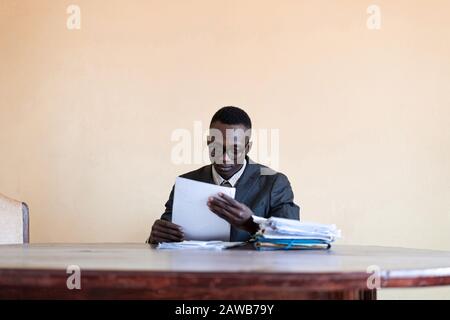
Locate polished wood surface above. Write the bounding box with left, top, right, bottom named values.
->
left=0, top=244, right=449, bottom=299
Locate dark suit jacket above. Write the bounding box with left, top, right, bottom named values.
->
left=160, top=157, right=300, bottom=242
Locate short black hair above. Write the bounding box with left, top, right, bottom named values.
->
left=210, top=106, right=252, bottom=129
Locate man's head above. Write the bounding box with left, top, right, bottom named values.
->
left=207, top=106, right=252, bottom=180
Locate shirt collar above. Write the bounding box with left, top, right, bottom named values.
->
left=211, top=159, right=247, bottom=187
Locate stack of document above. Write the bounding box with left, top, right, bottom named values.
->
left=157, top=240, right=245, bottom=250
left=253, top=216, right=341, bottom=250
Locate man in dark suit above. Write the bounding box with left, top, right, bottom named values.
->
left=148, top=106, right=300, bottom=243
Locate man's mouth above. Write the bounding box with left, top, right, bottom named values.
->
left=215, top=164, right=234, bottom=171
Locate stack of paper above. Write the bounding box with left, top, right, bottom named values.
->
left=253, top=216, right=341, bottom=250
left=157, top=240, right=245, bottom=250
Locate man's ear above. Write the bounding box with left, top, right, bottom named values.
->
left=246, top=141, right=253, bottom=154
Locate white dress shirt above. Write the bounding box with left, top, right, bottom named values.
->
left=211, top=159, right=247, bottom=187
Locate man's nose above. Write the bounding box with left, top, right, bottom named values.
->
left=222, top=151, right=233, bottom=164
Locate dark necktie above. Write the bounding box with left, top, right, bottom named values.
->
left=220, top=180, right=232, bottom=188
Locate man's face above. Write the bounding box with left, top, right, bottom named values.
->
left=207, top=121, right=251, bottom=179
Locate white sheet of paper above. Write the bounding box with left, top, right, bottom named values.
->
left=172, top=177, right=236, bottom=241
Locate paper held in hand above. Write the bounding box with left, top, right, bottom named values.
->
left=172, top=177, right=236, bottom=241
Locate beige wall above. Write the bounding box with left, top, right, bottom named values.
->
left=1, top=0, right=449, bottom=299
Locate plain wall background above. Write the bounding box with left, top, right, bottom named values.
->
left=1, top=0, right=449, bottom=299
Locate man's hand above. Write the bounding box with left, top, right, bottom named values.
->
left=207, top=193, right=259, bottom=234
left=149, top=219, right=184, bottom=244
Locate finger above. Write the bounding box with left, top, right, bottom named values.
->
left=153, top=224, right=184, bottom=238
left=153, top=236, right=175, bottom=244
left=157, top=219, right=183, bottom=232
left=152, top=229, right=183, bottom=242
left=208, top=197, right=234, bottom=213
left=208, top=204, right=238, bottom=224
left=217, top=193, right=242, bottom=209
left=148, top=236, right=159, bottom=244
left=209, top=197, right=243, bottom=218
left=157, top=219, right=183, bottom=231
left=208, top=195, right=235, bottom=207
left=150, top=236, right=165, bottom=244
left=151, top=234, right=174, bottom=243
left=150, top=233, right=166, bottom=243
left=152, top=228, right=183, bottom=240
left=208, top=197, right=240, bottom=217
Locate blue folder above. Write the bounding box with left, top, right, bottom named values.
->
left=254, top=236, right=331, bottom=250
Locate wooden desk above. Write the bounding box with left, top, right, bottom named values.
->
left=0, top=244, right=449, bottom=300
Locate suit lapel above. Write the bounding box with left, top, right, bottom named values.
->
left=234, top=158, right=261, bottom=203
left=196, top=165, right=214, bottom=184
